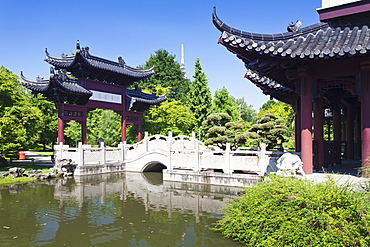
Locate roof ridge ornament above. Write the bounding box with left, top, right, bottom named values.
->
left=118, top=56, right=126, bottom=67
left=287, top=20, right=302, bottom=33
left=36, top=76, right=44, bottom=82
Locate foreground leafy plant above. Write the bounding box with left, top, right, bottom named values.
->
left=214, top=175, right=370, bottom=246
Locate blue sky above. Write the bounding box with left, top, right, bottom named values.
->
left=0, top=0, right=322, bottom=110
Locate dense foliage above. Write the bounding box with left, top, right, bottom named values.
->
left=87, top=109, right=121, bottom=146
left=143, top=100, right=195, bottom=136
left=0, top=67, right=47, bottom=158
left=64, top=120, right=81, bottom=146
left=215, top=175, right=370, bottom=246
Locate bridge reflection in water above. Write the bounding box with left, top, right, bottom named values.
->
left=54, top=172, right=244, bottom=223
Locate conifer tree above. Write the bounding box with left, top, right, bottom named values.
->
left=188, top=59, right=212, bottom=132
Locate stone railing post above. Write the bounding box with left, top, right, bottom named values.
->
left=167, top=131, right=173, bottom=171
left=144, top=132, right=149, bottom=152
left=194, top=139, right=200, bottom=172
left=123, top=141, right=127, bottom=164
left=118, top=142, right=124, bottom=163
left=55, top=142, right=64, bottom=164
left=192, top=132, right=196, bottom=149
left=78, top=142, right=84, bottom=166
left=224, top=143, right=231, bottom=174
left=101, top=142, right=106, bottom=165
left=258, top=143, right=267, bottom=175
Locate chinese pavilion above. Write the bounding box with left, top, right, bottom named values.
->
left=213, top=0, right=370, bottom=175
left=21, top=41, right=167, bottom=144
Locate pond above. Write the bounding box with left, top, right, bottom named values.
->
left=0, top=172, right=244, bottom=246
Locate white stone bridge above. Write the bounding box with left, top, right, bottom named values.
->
left=54, top=132, right=292, bottom=186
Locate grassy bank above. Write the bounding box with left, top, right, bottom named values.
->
left=0, top=164, right=52, bottom=186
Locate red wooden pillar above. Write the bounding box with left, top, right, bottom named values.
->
left=333, top=99, right=342, bottom=165
left=137, top=113, right=143, bottom=142
left=295, top=99, right=301, bottom=152
left=122, top=116, right=127, bottom=142
left=314, top=95, right=324, bottom=171
left=81, top=107, right=87, bottom=144
left=361, top=69, right=370, bottom=177
left=81, top=120, right=87, bottom=144
left=346, top=105, right=354, bottom=160
left=57, top=103, right=64, bottom=144
left=300, top=73, right=313, bottom=174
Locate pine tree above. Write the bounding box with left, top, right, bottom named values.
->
left=188, top=59, right=212, bottom=132
left=249, top=113, right=288, bottom=151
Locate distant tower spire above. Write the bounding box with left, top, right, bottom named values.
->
left=180, top=44, right=188, bottom=79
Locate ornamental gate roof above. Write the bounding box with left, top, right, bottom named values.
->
left=21, top=71, right=92, bottom=105
left=45, top=41, right=155, bottom=86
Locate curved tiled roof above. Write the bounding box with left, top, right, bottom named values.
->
left=45, top=41, right=155, bottom=86
left=212, top=7, right=370, bottom=101
left=213, top=7, right=370, bottom=61
left=21, top=72, right=93, bottom=105
left=244, top=68, right=296, bottom=104
left=126, top=86, right=167, bottom=112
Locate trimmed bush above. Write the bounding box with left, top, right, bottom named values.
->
left=214, top=175, right=370, bottom=246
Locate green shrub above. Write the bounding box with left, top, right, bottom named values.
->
left=214, top=175, right=370, bottom=246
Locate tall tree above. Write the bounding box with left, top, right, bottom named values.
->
left=140, top=49, right=190, bottom=103
left=187, top=59, right=212, bottom=131
left=212, top=87, right=239, bottom=122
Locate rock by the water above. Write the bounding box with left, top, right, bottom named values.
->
left=9, top=167, right=25, bottom=178
left=0, top=172, right=9, bottom=178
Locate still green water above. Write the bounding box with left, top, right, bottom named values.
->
left=0, top=172, right=243, bottom=246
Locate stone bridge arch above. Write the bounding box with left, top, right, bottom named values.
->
left=142, top=161, right=167, bottom=172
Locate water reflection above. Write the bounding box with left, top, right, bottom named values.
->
left=0, top=172, right=243, bottom=246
